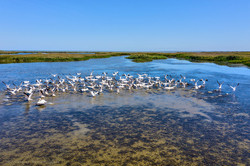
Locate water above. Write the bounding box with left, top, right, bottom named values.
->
left=0, top=52, right=39, bottom=55
left=0, top=56, right=249, bottom=165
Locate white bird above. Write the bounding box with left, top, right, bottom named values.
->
left=164, top=82, right=177, bottom=90
left=23, top=81, right=30, bottom=84
left=24, top=92, right=33, bottom=101
left=200, top=79, right=208, bottom=85
left=180, top=74, right=186, bottom=80
left=36, top=96, right=47, bottom=106
left=112, top=71, right=119, bottom=77
left=90, top=91, right=99, bottom=97
left=2, top=81, right=10, bottom=90
left=228, top=83, right=239, bottom=91
left=9, top=89, right=17, bottom=95
left=80, top=88, right=89, bottom=92
left=164, top=86, right=175, bottom=90
left=116, top=88, right=120, bottom=94
left=51, top=74, right=57, bottom=77
left=96, top=76, right=102, bottom=79
left=217, top=81, right=224, bottom=90
left=194, top=80, right=202, bottom=89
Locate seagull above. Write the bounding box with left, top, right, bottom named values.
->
left=2, top=72, right=242, bottom=107
left=116, top=88, right=120, bottom=94
left=14, top=82, right=23, bottom=92
left=164, top=86, right=175, bottom=90
left=112, top=71, right=119, bottom=77
left=51, top=74, right=57, bottom=77
left=24, top=92, right=33, bottom=101
left=164, top=82, right=177, bottom=90
left=36, top=96, right=47, bottom=106
left=228, top=83, right=239, bottom=91
left=39, top=90, right=45, bottom=98
left=23, top=81, right=30, bottom=84
left=50, top=87, right=57, bottom=97
left=2, top=81, right=10, bottom=90
left=194, top=80, right=202, bottom=89
left=200, top=79, right=208, bottom=86
left=80, top=87, right=89, bottom=92
left=90, top=91, right=99, bottom=97
left=9, top=88, right=17, bottom=95
left=217, top=81, right=224, bottom=90
left=180, top=74, right=186, bottom=79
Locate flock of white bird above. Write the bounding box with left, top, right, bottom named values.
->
left=2, top=71, right=239, bottom=106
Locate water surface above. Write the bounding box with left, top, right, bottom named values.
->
left=0, top=56, right=249, bottom=165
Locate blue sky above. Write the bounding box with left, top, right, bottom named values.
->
left=0, top=0, right=249, bottom=51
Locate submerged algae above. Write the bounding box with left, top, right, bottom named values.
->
left=0, top=90, right=249, bottom=165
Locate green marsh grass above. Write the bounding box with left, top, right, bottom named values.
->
left=0, top=51, right=249, bottom=67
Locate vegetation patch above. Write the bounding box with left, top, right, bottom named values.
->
left=165, top=52, right=250, bottom=67
left=0, top=50, right=249, bottom=67
left=126, top=54, right=167, bottom=62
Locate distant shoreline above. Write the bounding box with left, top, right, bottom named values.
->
left=0, top=50, right=249, bottom=67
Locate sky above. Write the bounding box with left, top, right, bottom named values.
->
left=0, top=0, right=250, bottom=51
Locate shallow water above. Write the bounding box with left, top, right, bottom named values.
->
left=0, top=56, right=249, bottom=165
left=0, top=52, right=45, bottom=55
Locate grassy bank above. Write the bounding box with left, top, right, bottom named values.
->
left=167, top=52, right=250, bottom=67
left=0, top=50, right=249, bottom=67
left=0, top=52, right=127, bottom=63
left=126, top=54, right=167, bottom=62
left=126, top=52, right=250, bottom=67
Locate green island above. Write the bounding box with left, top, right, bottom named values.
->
left=0, top=50, right=249, bottom=67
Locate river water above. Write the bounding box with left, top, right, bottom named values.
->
left=0, top=56, right=249, bottom=165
